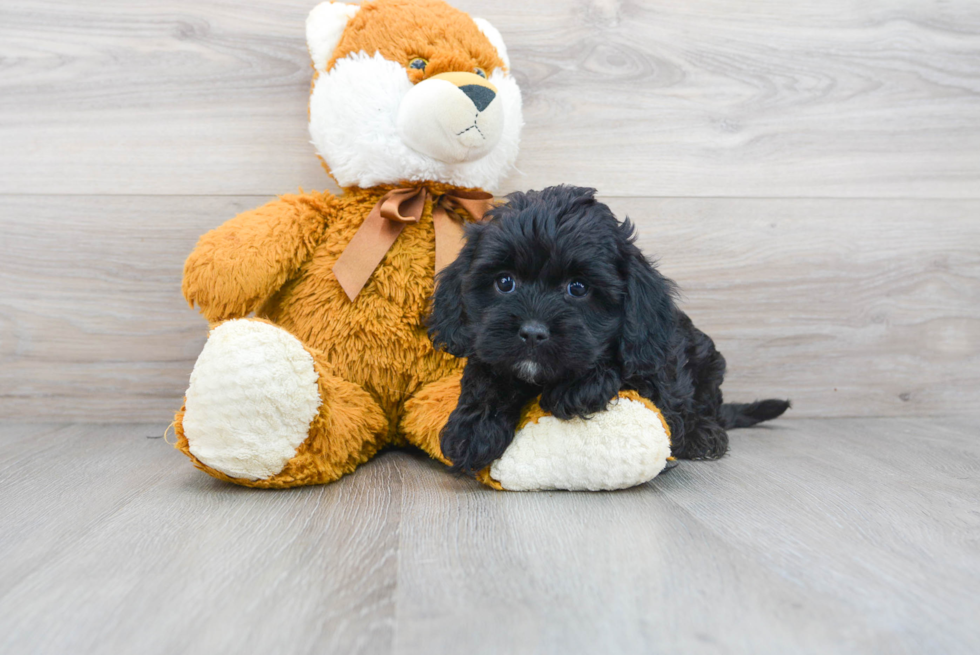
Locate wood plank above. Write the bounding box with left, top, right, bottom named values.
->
left=0, top=422, right=67, bottom=460
left=1, top=195, right=977, bottom=421
left=658, top=417, right=980, bottom=653
left=612, top=196, right=980, bottom=419
left=1, top=0, right=979, bottom=197
left=0, top=419, right=977, bottom=653
left=389, top=416, right=980, bottom=654
left=0, top=423, right=401, bottom=655
left=0, top=194, right=232, bottom=422
left=392, top=453, right=869, bottom=654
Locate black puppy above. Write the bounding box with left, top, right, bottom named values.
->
left=428, top=185, right=789, bottom=475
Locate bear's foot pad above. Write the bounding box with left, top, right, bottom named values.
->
left=489, top=395, right=671, bottom=491
left=183, top=320, right=322, bottom=481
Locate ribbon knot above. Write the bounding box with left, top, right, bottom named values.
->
left=332, top=186, right=495, bottom=301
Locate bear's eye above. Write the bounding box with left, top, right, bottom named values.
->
left=566, top=280, right=588, bottom=298
left=474, top=67, right=487, bottom=78
left=409, top=58, right=428, bottom=71
left=495, top=274, right=516, bottom=294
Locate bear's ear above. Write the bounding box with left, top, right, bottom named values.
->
left=306, top=2, right=361, bottom=73
left=472, top=17, right=510, bottom=70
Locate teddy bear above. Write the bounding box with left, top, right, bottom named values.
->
left=172, top=0, right=671, bottom=491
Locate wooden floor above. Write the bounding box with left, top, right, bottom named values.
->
left=1, top=417, right=977, bottom=654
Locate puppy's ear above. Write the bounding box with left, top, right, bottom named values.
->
left=427, top=227, right=481, bottom=357
left=618, top=221, right=677, bottom=384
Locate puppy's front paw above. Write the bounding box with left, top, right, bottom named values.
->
left=539, top=367, right=621, bottom=420
left=440, top=411, right=517, bottom=476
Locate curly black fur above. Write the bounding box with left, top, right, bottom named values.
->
left=428, top=185, right=790, bottom=475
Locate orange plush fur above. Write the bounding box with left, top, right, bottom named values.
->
left=176, top=184, right=477, bottom=487
left=174, top=0, right=515, bottom=488
left=327, top=1, right=504, bottom=78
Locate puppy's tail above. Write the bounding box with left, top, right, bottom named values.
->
left=720, top=399, right=790, bottom=429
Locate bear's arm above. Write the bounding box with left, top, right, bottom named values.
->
left=182, top=191, right=336, bottom=322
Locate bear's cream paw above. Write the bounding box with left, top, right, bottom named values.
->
left=183, top=320, right=322, bottom=481
left=489, top=396, right=671, bottom=491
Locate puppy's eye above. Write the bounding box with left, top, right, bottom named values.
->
left=409, top=58, right=428, bottom=71
left=566, top=280, right=588, bottom=297
left=474, top=67, right=487, bottom=78
left=495, top=275, right=516, bottom=294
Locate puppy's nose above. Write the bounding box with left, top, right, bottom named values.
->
left=518, top=321, right=550, bottom=346
left=459, top=84, right=496, bottom=112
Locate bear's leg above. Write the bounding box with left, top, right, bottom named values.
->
left=174, top=319, right=388, bottom=488
left=402, top=378, right=672, bottom=491
left=488, top=391, right=672, bottom=491
left=399, top=371, right=511, bottom=489
left=399, top=371, right=462, bottom=468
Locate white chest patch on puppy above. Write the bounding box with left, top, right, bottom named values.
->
left=489, top=397, right=671, bottom=491
left=513, top=360, right=541, bottom=383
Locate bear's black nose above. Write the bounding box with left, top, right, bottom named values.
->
left=518, top=321, right=550, bottom=346
left=459, top=84, right=496, bottom=112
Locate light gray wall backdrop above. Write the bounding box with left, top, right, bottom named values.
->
left=1, top=0, right=978, bottom=422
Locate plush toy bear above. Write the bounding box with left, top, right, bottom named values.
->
left=173, top=0, right=671, bottom=491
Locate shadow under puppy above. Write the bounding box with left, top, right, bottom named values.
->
left=428, top=185, right=789, bottom=475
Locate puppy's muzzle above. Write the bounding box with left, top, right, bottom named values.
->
left=397, top=71, right=504, bottom=164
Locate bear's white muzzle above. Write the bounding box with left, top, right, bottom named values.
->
left=397, top=72, right=504, bottom=164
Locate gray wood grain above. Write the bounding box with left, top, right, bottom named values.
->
left=2, top=194, right=977, bottom=421
left=1, top=419, right=977, bottom=654
left=658, top=418, right=980, bottom=654
left=0, top=423, right=401, bottom=655
left=619, top=196, right=980, bottom=419
left=1, top=0, right=979, bottom=197
left=392, top=416, right=980, bottom=654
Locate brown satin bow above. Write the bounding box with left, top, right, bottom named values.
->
left=332, top=186, right=495, bottom=301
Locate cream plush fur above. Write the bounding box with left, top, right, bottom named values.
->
left=307, top=3, right=523, bottom=191
left=397, top=75, right=506, bottom=163
left=306, top=2, right=522, bottom=189
left=490, top=397, right=671, bottom=491
left=306, top=2, right=361, bottom=72
left=310, top=52, right=522, bottom=189
left=183, top=320, right=322, bottom=481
